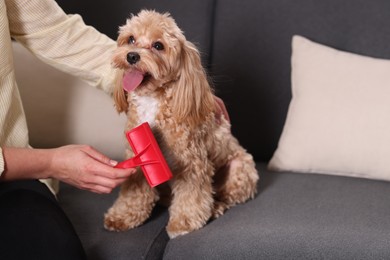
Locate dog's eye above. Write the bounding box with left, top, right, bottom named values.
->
left=152, top=41, right=164, bottom=51
left=128, top=36, right=136, bottom=44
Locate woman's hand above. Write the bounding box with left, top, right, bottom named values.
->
left=1, top=145, right=135, bottom=194
left=49, top=145, right=135, bottom=194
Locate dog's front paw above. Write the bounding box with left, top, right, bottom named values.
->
left=166, top=215, right=208, bottom=239
left=166, top=221, right=192, bottom=239
left=212, top=201, right=228, bottom=219
left=104, top=215, right=131, bottom=232
left=104, top=210, right=147, bottom=232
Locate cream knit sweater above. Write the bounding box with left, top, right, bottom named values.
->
left=0, top=0, right=116, bottom=176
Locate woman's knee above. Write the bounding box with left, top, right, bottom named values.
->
left=0, top=181, right=86, bottom=260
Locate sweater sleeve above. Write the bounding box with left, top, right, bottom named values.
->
left=0, top=147, right=4, bottom=174
left=5, top=0, right=117, bottom=93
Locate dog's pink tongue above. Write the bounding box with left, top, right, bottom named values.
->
left=123, top=71, right=144, bottom=92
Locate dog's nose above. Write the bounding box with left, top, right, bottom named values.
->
left=127, top=52, right=140, bottom=65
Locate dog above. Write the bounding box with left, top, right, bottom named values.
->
left=104, top=10, right=259, bottom=238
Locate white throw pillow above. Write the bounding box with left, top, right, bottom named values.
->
left=268, top=35, right=390, bottom=181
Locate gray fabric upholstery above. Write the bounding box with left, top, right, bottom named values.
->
left=56, top=0, right=390, bottom=161
left=59, top=164, right=390, bottom=259
left=164, top=164, right=390, bottom=259
left=56, top=0, right=216, bottom=66
left=58, top=184, right=169, bottom=259
left=54, top=0, right=390, bottom=259
left=212, top=0, right=390, bottom=161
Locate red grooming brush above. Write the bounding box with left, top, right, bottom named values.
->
left=115, top=122, right=173, bottom=187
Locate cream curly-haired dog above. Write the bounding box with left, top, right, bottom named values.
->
left=104, top=10, right=259, bottom=238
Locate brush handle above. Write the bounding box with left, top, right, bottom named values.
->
left=114, top=144, right=158, bottom=168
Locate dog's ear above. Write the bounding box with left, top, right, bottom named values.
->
left=113, top=69, right=129, bottom=113
left=171, top=41, right=216, bottom=126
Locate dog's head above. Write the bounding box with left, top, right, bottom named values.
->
left=112, top=10, right=215, bottom=126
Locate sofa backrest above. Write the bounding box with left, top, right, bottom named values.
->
left=56, top=0, right=390, bottom=162
left=55, top=0, right=215, bottom=65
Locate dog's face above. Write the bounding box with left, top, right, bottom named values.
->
left=112, top=10, right=184, bottom=95
left=112, top=10, right=216, bottom=127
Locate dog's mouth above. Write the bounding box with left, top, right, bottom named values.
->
left=122, top=70, right=152, bottom=92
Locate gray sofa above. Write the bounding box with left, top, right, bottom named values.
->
left=48, top=0, right=390, bottom=259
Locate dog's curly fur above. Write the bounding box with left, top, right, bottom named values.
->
left=104, top=10, right=259, bottom=238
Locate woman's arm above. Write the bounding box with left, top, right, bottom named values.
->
left=6, top=0, right=116, bottom=93
left=1, top=146, right=135, bottom=194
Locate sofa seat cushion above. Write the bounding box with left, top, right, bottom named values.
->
left=163, top=163, right=390, bottom=259
left=58, top=183, right=169, bottom=260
